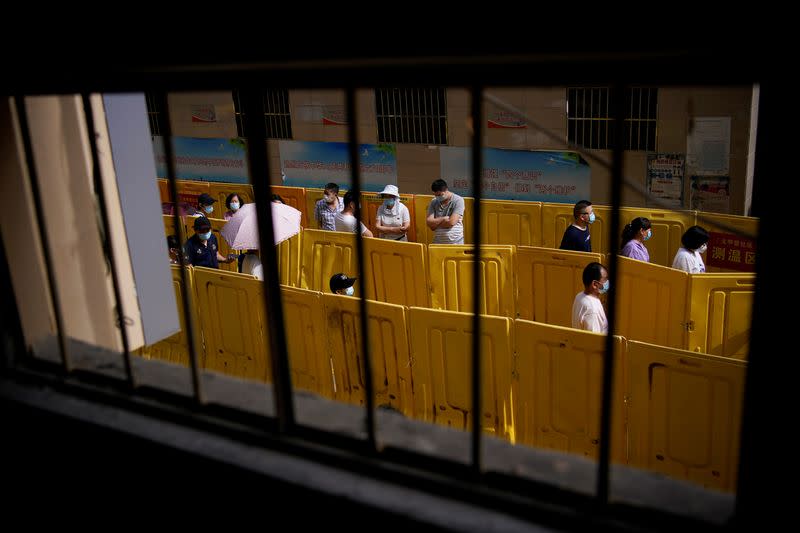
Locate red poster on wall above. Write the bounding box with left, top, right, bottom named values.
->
left=706, top=232, right=756, bottom=272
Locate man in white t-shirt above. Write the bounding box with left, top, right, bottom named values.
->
left=334, top=191, right=373, bottom=237
left=572, top=262, right=609, bottom=334
left=426, top=179, right=465, bottom=244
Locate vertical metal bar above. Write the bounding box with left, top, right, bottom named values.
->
left=415, top=88, right=422, bottom=144
left=158, top=93, right=205, bottom=403
left=431, top=89, right=438, bottom=144
left=596, top=83, right=625, bottom=504
left=404, top=89, right=411, bottom=143
left=589, top=88, right=594, bottom=148
left=391, top=89, right=399, bottom=143
left=13, top=95, right=72, bottom=372
left=241, top=88, right=295, bottom=432
left=470, top=85, right=484, bottom=473
left=80, top=93, right=135, bottom=389
left=346, top=87, right=376, bottom=450
left=628, top=88, right=633, bottom=150
left=581, top=89, right=586, bottom=148
left=637, top=88, right=643, bottom=150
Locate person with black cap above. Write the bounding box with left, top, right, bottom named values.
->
left=184, top=216, right=235, bottom=268
left=192, top=192, right=217, bottom=217
left=329, top=273, right=357, bottom=296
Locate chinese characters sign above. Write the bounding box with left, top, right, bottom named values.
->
left=439, top=147, right=590, bottom=202
left=706, top=232, right=756, bottom=272
left=647, top=153, right=684, bottom=208
left=152, top=136, right=249, bottom=183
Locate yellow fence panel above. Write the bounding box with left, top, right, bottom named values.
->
left=513, top=320, right=626, bottom=462
left=280, top=286, right=333, bottom=398
left=413, top=194, right=474, bottom=245
left=362, top=237, right=429, bottom=307
left=626, top=341, right=746, bottom=492
left=359, top=192, right=417, bottom=243
left=272, top=185, right=308, bottom=227
left=163, top=214, right=188, bottom=241
left=208, top=217, right=238, bottom=272
left=698, top=212, right=759, bottom=273
left=208, top=182, right=254, bottom=213
left=428, top=245, right=515, bottom=318
left=686, top=273, right=755, bottom=359
left=408, top=307, right=514, bottom=440
left=516, top=246, right=603, bottom=324
left=157, top=178, right=171, bottom=202
left=616, top=207, right=696, bottom=268
left=193, top=267, right=271, bottom=382
left=323, top=294, right=412, bottom=415
left=299, top=229, right=358, bottom=293
left=175, top=180, right=210, bottom=206
left=145, top=265, right=202, bottom=367
left=480, top=199, right=542, bottom=247
left=276, top=232, right=302, bottom=287
left=615, top=256, right=688, bottom=349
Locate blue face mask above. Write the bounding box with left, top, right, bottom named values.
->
left=587, top=212, right=596, bottom=224
left=203, top=205, right=214, bottom=214
left=384, top=198, right=396, bottom=208
left=199, top=231, right=212, bottom=241
left=344, top=286, right=355, bottom=296
left=599, top=279, right=610, bottom=294
left=230, top=202, right=240, bottom=211
left=643, top=229, right=652, bottom=241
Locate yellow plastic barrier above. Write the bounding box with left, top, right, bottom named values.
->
left=144, top=265, right=202, bottom=367
left=480, top=199, right=542, bottom=247
left=626, top=340, right=746, bottom=492
left=276, top=232, right=302, bottom=287
left=408, top=307, right=515, bottom=440
left=686, top=273, right=755, bottom=359
left=157, top=178, right=171, bottom=202
left=616, top=208, right=696, bottom=268
left=193, top=267, right=271, bottom=382
left=299, top=229, right=358, bottom=294
left=615, top=256, right=688, bottom=349
left=163, top=214, right=188, bottom=241
left=323, top=293, right=413, bottom=415
left=280, top=286, right=334, bottom=398
left=208, top=217, right=238, bottom=272
left=272, top=185, right=308, bottom=227
left=697, top=212, right=760, bottom=273
left=362, top=237, right=430, bottom=307
left=175, top=180, right=210, bottom=206
left=513, top=320, right=626, bottom=462
left=208, top=182, right=254, bottom=214
left=428, top=245, right=516, bottom=318
left=359, top=192, right=417, bottom=243
left=516, top=246, right=603, bottom=324
left=413, top=194, right=474, bottom=245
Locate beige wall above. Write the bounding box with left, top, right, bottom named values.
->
left=167, top=92, right=237, bottom=138
left=167, top=86, right=756, bottom=214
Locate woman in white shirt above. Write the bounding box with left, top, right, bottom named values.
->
left=374, top=184, right=410, bottom=241
left=672, top=225, right=709, bottom=273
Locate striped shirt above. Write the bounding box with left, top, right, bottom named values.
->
left=314, top=197, right=344, bottom=230
left=427, top=193, right=465, bottom=244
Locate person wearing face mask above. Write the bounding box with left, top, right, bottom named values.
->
left=193, top=193, right=218, bottom=218
left=314, top=182, right=344, bottom=231
left=375, top=184, right=410, bottom=241
left=620, top=217, right=652, bottom=262
left=559, top=200, right=595, bottom=252
left=426, top=179, right=465, bottom=244
left=572, top=262, right=609, bottom=334
left=672, top=225, right=709, bottom=273
left=329, top=273, right=358, bottom=296
left=224, top=193, right=245, bottom=220
left=184, top=217, right=235, bottom=269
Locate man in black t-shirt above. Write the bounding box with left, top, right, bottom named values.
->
left=184, top=217, right=235, bottom=269
left=559, top=200, right=594, bottom=252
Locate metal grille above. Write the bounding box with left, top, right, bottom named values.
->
left=567, top=87, right=657, bottom=150
left=233, top=89, right=293, bottom=139
left=145, top=92, right=164, bottom=136
left=375, top=88, right=448, bottom=144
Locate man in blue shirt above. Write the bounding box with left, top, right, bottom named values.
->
left=184, top=217, right=234, bottom=269
left=559, top=200, right=594, bottom=252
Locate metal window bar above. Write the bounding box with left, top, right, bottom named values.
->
left=346, top=87, right=377, bottom=450
left=240, top=88, right=295, bottom=433
left=157, top=92, right=205, bottom=403
left=13, top=96, right=71, bottom=373
left=80, top=94, right=135, bottom=389
left=470, top=86, right=483, bottom=473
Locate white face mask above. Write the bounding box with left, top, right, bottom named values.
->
left=698, top=243, right=708, bottom=254
left=344, top=286, right=354, bottom=296
left=230, top=202, right=240, bottom=211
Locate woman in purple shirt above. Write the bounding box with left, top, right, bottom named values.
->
left=620, top=217, right=652, bottom=262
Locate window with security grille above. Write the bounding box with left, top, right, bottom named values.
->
left=376, top=88, right=448, bottom=144
left=233, top=89, right=293, bottom=139
left=567, top=87, right=657, bottom=151
left=145, top=93, right=164, bottom=136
